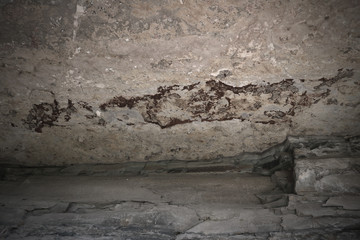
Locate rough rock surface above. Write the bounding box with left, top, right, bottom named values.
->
left=1, top=135, right=360, bottom=239
left=1, top=172, right=360, bottom=239
left=293, top=136, right=360, bottom=194
left=1, top=1, right=360, bottom=238
left=1, top=0, right=360, bottom=166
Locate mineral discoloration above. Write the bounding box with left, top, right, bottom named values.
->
left=314, top=68, right=354, bottom=89
left=99, top=69, right=353, bottom=128
left=24, top=99, right=76, bottom=133
left=23, top=69, right=353, bottom=132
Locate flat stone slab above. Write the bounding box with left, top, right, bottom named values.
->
left=0, top=207, right=26, bottom=226
left=0, top=173, right=276, bottom=238
left=281, top=214, right=360, bottom=231
left=1, top=172, right=360, bottom=239
left=23, top=203, right=199, bottom=233
left=0, top=173, right=275, bottom=207
left=294, top=157, right=360, bottom=194
left=315, top=174, right=360, bottom=193
left=187, top=209, right=282, bottom=234
left=294, top=202, right=338, bottom=217
left=324, top=196, right=360, bottom=210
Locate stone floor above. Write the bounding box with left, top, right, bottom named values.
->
left=1, top=136, right=360, bottom=239
left=0, top=171, right=359, bottom=239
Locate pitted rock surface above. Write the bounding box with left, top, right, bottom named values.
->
left=0, top=1, right=360, bottom=165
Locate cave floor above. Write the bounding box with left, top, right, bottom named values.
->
left=1, top=172, right=360, bottom=239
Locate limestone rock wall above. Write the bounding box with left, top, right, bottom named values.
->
left=0, top=0, right=359, bottom=166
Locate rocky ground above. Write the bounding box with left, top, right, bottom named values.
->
left=1, top=136, right=359, bottom=239
left=1, top=172, right=359, bottom=239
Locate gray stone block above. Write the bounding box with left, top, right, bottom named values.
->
left=187, top=209, right=281, bottom=234
left=295, top=157, right=360, bottom=194
left=324, top=196, right=360, bottom=210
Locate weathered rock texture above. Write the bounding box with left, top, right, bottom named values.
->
left=293, top=135, right=360, bottom=194
left=0, top=0, right=360, bottom=166
left=1, top=170, right=360, bottom=239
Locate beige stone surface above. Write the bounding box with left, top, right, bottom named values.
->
left=0, top=0, right=359, bottom=165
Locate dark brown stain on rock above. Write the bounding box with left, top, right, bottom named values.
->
left=78, top=101, right=94, bottom=112
left=264, top=111, right=286, bottom=119
left=64, top=100, right=76, bottom=122
left=314, top=68, right=353, bottom=89
left=24, top=99, right=77, bottom=133
left=182, top=82, right=200, bottom=91
left=99, top=70, right=351, bottom=128
left=24, top=69, right=353, bottom=131
left=326, top=98, right=338, bottom=105
left=255, top=120, right=276, bottom=124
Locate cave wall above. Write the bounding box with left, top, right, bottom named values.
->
left=0, top=0, right=359, bottom=166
